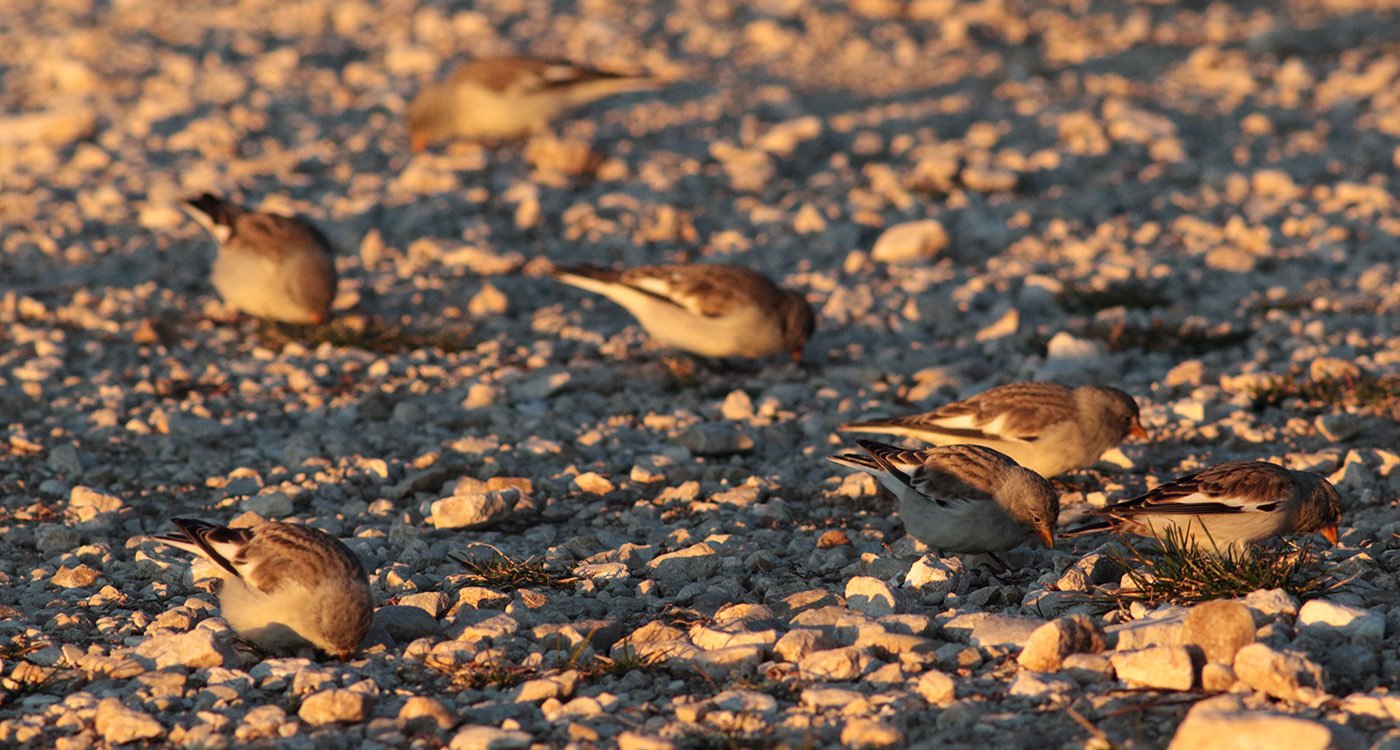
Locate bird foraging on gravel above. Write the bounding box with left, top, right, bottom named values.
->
left=148, top=518, right=373, bottom=660
left=182, top=193, right=338, bottom=325
left=829, top=440, right=1060, bottom=556
left=551, top=263, right=816, bottom=361
left=840, top=382, right=1146, bottom=478
left=407, top=55, right=659, bottom=150
left=1060, top=461, right=1341, bottom=552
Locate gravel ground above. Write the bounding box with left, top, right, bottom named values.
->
left=4, top=0, right=1400, bottom=748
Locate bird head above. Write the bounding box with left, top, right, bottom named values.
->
left=782, top=291, right=817, bottom=362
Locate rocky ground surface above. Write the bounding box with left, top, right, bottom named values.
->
left=4, top=0, right=1400, bottom=748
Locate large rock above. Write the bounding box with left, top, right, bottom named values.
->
left=1243, top=589, right=1299, bottom=623
left=1168, top=695, right=1338, bottom=750
left=617, top=732, right=677, bottom=750
left=376, top=605, right=442, bottom=642
left=1233, top=644, right=1327, bottom=703
left=690, top=623, right=778, bottom=652
left=798, top=646, right=870, bottom=681
left=905, top=555, right=964, bottom=593
left=1182, top=600, right=1255, bottom=665
left=456, top=613, right=520, bottom=643
left=914, top=670, right=955, bottom=705
left=943, top=612, right=1045, bottom=648
left=689, top=644, right=764, bottom=680
left=1108, top=609, right=1186, bottom=650
left=1110, top=646, right=1200, bottom=691
left=95, top=698, right=163, bottom=744
left=611, top=621, right=698, bottom=663
left=431, top=490, right=518, bottom=529
left=298, top=689, right=368, bottom=725
left=1297, top=599, right=1385, bottom=645
left=1018, top=614, right=1108, bottom=672
left=774, top=629, right=835, bottom=662
left=133, top=628, right=235, bottom=669
left=846, top=576, right=898, bottom=617
left=399, top=696, right=456, bottom=731
left=645, top=543, right=720, bottom=582
left=450, top=726, right=532, bottom=750
left=1007, top=670, right=1078, bottom=702
left=870, top=219, right=949, bottom=264
left=840, top=717, right=904, bottom=747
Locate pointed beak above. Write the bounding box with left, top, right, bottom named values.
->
left=1036, top=526, right=1055, bottom=550
left=791, top=348, right=803, bottom=363
left=410, top=132, right=428, bottom=154
left=1129, top=421, right=1148, bottom=440
left=1321, top=525, right=1338, bottom=545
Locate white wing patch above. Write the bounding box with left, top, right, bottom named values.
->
left=626, top=274, right=720, bottom=317
left=1138, top=490, right=1284, bottom=515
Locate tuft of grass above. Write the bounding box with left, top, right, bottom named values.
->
left=1081, top=318, right=1251, bottom=355
left=1057, top=280, right=1170, bottom=314
left=1249, top=370, right=1400, bottom=417
left=437, top=654, right=535, bottom=690
left=449, top=545, right=576, bottom=592
left=1091, top=527, right=1345, bottom=609
left=0, top=639, right=60, bottom=708
left=575, top=649, right=671, bottom=679
left=257, top=316, right=475, bottom=354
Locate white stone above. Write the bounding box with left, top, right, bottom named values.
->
left=798, top=646, right=870, bottom=681
left=1018, top=614, right=1107, bottom=672
left=242, top=492, right=293, bottom=517
left=1243, top=589, right=1299, bottom=623
left=943, top=612, right=1045, bottom=648
left=840, top=718, right=904, bottom=747
left=298, top=689, right=368, bottom=725
left=870, top=219, right=949, bottom=264
left=914, top=670, right=955, bottom=705
left=845, top=576, right=897, bottom=617
left=1168, top=695, right=1335, bottom=750
left=1109, top=646, right=1198, bottom=691
left=133, top=628, right=235, bottom=669
left=1297, top=599, right=1385, bottom=645
left=905, top=556, right=963, bottom=592
left=450, top=726, right=531, bottom=750
left=645, top=543, right=720, bottom=582
left=1007, top=670, right=1077, bottom=701
left=95, top=698, right=164, bottom=744
left=70, top=486, right=121, bottom=512
left=1233, top=644, right=1327, bottom=703
left=431, top=490, right=518, bottom=529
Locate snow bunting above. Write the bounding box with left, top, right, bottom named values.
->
left=840, top=382, right=1146, bottom=478
left=149, top=518, right=373, bottom=660
left=407, top=55, right=658, bottom=150
left=551, top=263, right=816, bottom=361
left=1062, top=461, right=1341, bottom=551
left=829, top=440, right=1059, bottom=555
left=183, top=193, right=338, bottom=324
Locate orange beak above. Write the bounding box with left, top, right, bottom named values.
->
left=1321, top=525, right=1338, bottom=545
left=1036, top=526, right=1055, bottom=550
left=1129, top=421, right=1148, bottom=440
left=410, top=132, right=428, bottom=154
left=792, top=348, right=803, bottom=363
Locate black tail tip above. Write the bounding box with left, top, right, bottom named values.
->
left=184, top=192, right=221, bottom=208
left=169, top=517, right=214, bottom=536
left=184, top=193, right=236, bottom=223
